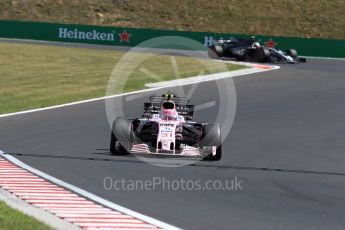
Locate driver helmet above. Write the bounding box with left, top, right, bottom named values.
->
left=253, top=42, right=261, bottom=48
left=161, top=101, right=178, bottom=120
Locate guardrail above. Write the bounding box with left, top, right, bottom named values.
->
left=1, top=20, right=345, bottom=58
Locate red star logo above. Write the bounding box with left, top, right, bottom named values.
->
left=265, top=39, right=277, bottom=48
left=118, top=30, right=132, bottom=43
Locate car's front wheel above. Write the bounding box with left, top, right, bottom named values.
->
left=286, top=49, right=298, bottom=58
left=200, top=123, right=222, bottom=161
left=110, top=118, right=132, bottom=155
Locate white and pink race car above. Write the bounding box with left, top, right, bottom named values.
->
left=110, top=94, right=222, bottom=161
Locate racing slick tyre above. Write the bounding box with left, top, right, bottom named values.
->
left=208, top=45, right=223, bottom=59
left=254, top=47, right=271, bottom=62
left=200, top=123, right=222, bottom=161
left=286, top=49, right=298, bottom=58
left=110, top=118, right=133, bottom=155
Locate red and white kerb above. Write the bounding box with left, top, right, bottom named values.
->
left=0, top=157, right=160, bottom=229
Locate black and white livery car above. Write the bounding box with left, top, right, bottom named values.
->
left=208, top=37, right=306, bottom=63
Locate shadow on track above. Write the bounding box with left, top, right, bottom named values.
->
left=4, top=151, right=345, bottom=177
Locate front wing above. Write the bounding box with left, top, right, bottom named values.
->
left=130, top=143, right=216, bottom=158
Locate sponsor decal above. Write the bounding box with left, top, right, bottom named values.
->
left=160, top=127, right=174, bottom=132
left=204, top=36, right=214, bottom=47
left=204, top=36, right=235, bottom=47
left=58, top=28, right=132, bottom=43
left=152, top=114, right=160, bottom=119
left=160, top=132, right=174, bottom=138
left=176, top=115, right=184, bottom=121
left=59, top=27, right=115, bottom=41
left=160, top=123, right=174, bottom=127
left=265, top=38, right=277, bottom=48
left=118, top=30, right=132, bottom=43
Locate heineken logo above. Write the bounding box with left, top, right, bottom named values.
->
left=204, top=36, right=214, bottom=47
left=58, top=28, right=132, bottom=42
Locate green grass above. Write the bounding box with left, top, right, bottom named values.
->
left=0, top=42, right=244, bottom=114
left=0, top=201, right=52, bottom=230
left=1, top=0, right=345, bottom=39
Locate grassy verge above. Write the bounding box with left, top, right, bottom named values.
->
left=0, top=201, right=51, bottom=230
left=0, top=42, right=245, bottom=114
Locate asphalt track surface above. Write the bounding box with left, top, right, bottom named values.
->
left=1, top=57, right=345, bottom=230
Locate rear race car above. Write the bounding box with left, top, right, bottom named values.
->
left=208, top=37, right=306, bottom=63
left=110, top=94, right=222, bottom=161
left=208, top=38, right=271, bottom=62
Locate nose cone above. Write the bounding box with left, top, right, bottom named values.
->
left=286, top=56, right=293, bottom=62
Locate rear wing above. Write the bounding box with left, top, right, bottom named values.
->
left=149, top=95, right=189, bottom=105
left=142, top=102, right=194, bottom=120
left=142, top=94, right=194, bottom=120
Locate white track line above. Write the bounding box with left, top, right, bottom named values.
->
left=0, top=151, right=180, bottom=230
left=144, top=65, right=277, bottom=88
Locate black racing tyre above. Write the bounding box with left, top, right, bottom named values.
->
left=110, top=118, right=132, bottom=155
left=286, top=49, right=298, bottom=58
left=200, top=123, right=222, bottom=161
left=208, top=45, right=223, bottom=59
left=254, top=47, right=271, bottom=62
left=110, top=131, right=128, bottom=155
left=240, top=49, right=252, bottom=61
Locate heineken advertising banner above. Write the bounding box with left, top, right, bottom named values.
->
left=1, top=20, right=345, bottom=58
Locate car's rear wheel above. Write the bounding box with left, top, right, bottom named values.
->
left=208, top=45, right=223, bottom=59
left=254, top=47, right=271, bottom=62
left=200, top=123, right=222, bottom=161
left=110, top=118, right=132, bottom=155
